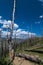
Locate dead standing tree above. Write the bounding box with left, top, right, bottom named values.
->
left=8, top=0, right=16, bottom=62
left=0, top=29, right=2, bottom=58
left=0, top=29, right=3, bottom=59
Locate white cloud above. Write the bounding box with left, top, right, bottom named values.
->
left=1, top=29, right=36, bottom=39
left=39, top=15, right=43, bottom=18
left=0, top=28, right=2, bottom=31
left=2, top=24, right=9, bottom=28
left=0, top=20, right=3, bottom=24
left=0, top=20, right=7, bottom=24
left=0, top=16, right=2, bottom=19
left=14, top=23, right=19, bottom=28
left=16, top=29, right=22, bottom=32
left=0, top=18, right=19, bottom=29
left=1, top=31, right=10, bottom=37
left=8, top=20, right=11, bottom=24
left=13, top=29, right=28, bottom=39
left=20, top=31, right=28, bottom=35
left=13, top=29, right=36, bottom=39
left=0, top=16, right=36, bottom=39
left=29, top=32, right=36, bottom=37
left=35, top=21, right=40, bottom=24
left=16, top=29, right=28, bottom=35
left=38, top=0, right=43, bottom=2
left=16, top=29, right=36, bottom=36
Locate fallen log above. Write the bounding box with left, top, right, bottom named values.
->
left=25, top=50, right=43, bottom=53
left=17, top=53, right=43, bottom=64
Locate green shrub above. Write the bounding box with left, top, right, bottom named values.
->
left=0, top=57, right=13, bottom=65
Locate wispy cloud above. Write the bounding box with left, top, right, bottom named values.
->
left=0, top=28, right=2, bottom=31
left=2, top=31, right=10, bottom=37
left=0, top=16, right=2, bottom=19
left=35, top=21, right=41, bottom=24
left=1, top=29, right=36, bottom=39
left=35, top=15, right=43, bottom=24
left=39, top=15, right=43, bottom=18
left=13, top=29, right=36, bottom=39
left=38, top=0, right=43, bottom=6
left=38, top=0, right=43, bottom=2
left=0, top=16, right=36, bottom=39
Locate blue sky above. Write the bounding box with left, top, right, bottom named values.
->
left=0, top=0, right=43, bottom=38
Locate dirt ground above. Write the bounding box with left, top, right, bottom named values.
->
left=13, top=57, right=38, bottom=65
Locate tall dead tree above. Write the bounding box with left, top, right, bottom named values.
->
left=8, top=0, right=16, bottom=61
left=0, top=29, right=3, bottom=58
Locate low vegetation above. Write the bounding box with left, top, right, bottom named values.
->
left=0, top=36, right=43, bottom=65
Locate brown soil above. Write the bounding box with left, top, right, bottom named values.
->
left=13, top=57, right=38, bottom=65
